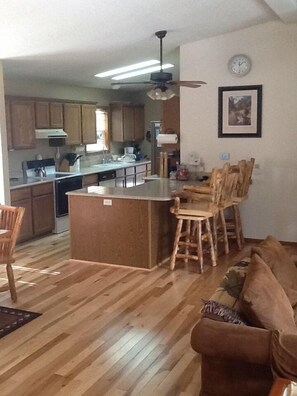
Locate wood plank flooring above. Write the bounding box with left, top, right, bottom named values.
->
left=0, top=233, right=260, bottom=395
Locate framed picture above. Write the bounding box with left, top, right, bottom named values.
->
left=218, top=85, right=262, bottom=138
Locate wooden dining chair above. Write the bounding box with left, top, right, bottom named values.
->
left=0, top=205, right=25, bottom=302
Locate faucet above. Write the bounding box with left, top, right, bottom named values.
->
left=102, top=150, right=108, bottom=164
left=35, top=166, right=46, bottom=177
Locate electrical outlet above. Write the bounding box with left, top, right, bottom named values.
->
left=220, top=153, right=230, bottom=160
left=103, top=199, right=112, bottom=206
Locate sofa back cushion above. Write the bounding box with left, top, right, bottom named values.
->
left=240, top=253, right=297, bottom=333
left=252, top=236, right=297, bottom=307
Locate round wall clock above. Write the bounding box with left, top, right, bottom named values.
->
left=228, top=54, right=251, bottom=77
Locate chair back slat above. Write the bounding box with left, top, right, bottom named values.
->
left=0, top=205, right=25, bottom=261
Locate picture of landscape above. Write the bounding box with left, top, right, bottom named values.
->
left=228, top=95, right=251, bottom=126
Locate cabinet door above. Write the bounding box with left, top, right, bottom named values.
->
left=123, top=106, right=134, bottom=141
left=50, top=102, right=63, bottom=128
left=64, top=103, right=82, bottom=145
left=125, top=175, right=135, bottom=188
left=11, top=198, right=33, bottom=242
left=115, top=177, right=125, bottom=188
left=5, top=99, right=13, bottom=150
left=35, top=101, right=50, bottom=128
left=10, top=100, right=35, bottom=149
left=32, top=194, right=55, bottom=236
left=135, top=172, right=146, bottom=186
left=111, top=105, right=124, bottom=142
left=162, top=96, right=180, bottom=133
left=81, top=104, right=96, bottom=144
left=134, top=106, right=144, bottom=141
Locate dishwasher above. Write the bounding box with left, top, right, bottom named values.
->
left=98, top=170, right=116, bottom=187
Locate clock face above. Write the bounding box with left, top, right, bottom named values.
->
left=228, top=55, right=251, bottom=76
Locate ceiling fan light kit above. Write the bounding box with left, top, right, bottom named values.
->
left=110, top=30, right=206, bottom=100
left=147, top=86, right=175, bottom=101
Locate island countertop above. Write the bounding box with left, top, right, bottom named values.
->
left=67, top=178, right=198, bottom=201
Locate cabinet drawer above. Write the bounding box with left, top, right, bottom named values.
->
left=83, top=174, right=98, bottom=186
left=135, top=164, right=146, bottom=174
left=125, top=167, right=135, bottom=176
left=32, top=182, right=53, bottom=197
left=116, top=168, right=125, bottom=178
left=10, top=187, right=31, bottom=201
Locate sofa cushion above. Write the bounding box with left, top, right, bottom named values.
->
left=201, top=300, right=248, bottom=326
left=240, top=253, right=297, bottom=333
left=252, top=236, right=297, bottom=307
left=270, top=330, right=297, bottom=381
left=210, top=258, right=250, bottom=311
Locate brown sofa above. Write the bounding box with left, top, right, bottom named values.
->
left=191, top=236, right=297, bottom=396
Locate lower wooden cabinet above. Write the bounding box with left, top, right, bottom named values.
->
left=11, top=182, right=55, bottom=242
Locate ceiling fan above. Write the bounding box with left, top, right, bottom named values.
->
left=111, top=30, right=206, bottom=100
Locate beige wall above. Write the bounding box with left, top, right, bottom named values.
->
left=180, top=21, right=297, bottom=242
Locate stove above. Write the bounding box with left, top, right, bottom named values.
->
left=22, top=158, right=83, bottom=233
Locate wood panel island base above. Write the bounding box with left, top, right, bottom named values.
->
left=68, top=180, right=187, bottom=269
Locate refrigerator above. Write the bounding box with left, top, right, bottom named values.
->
left=150, top=121, right=180, bottom=176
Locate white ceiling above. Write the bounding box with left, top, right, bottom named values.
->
left=0, top=0, right=296, bottom=91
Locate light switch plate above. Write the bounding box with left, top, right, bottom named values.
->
left=220, top=153, right=230, bottom=160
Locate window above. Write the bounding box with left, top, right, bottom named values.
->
left=86, top=107, right=109, bottom=153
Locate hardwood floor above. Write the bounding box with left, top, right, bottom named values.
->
left=0, top=233, right=258, bottom=395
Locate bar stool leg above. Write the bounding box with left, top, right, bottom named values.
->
left=212, top=215, right=218, bottom=259
left=206, top=218, right=217, bottom=267
left=232, top=204, right=242, bottom=250
left=184, top=219, right=191, bottom=263
left=170, top=218, right=183, bottom=270
left=197, top=220, right=203, bottom=273
left=219, top=208, right=229, bottom=255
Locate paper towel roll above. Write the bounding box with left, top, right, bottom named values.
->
left=156, top=134, right=178, bottom=144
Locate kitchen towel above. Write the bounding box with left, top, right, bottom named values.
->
left=156, top=133, right=178, bottom=145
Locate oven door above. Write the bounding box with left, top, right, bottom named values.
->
left=55, top=176, right=82, bottom=217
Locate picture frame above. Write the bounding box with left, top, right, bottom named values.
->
left=218, top=85, right=262, bottom=138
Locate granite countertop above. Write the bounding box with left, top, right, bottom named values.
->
left=9, top=160, right=151, bottom=189
left=67, top=178, right=200, bottom=202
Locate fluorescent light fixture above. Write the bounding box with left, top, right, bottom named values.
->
left=112, top=64, right=174, bottom=80
left=147, top=87, right=176, bottom=101
left=95, top=60, right=160, bottom=78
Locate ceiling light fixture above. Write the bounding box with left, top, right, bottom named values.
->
left=112, top=63, right=174, bottom=80
left=95, top=60, right=160, bottom=78
left=147, top=86, right=175, bottom=101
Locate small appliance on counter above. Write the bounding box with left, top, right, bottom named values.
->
left=59, top=153, right=82, bottom=172
left=119, top=147, right=136, bottom=163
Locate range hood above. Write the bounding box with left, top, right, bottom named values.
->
left=35, top=129, right=68, bottom=139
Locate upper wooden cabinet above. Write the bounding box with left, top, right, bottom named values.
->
left=10, top=99, right=36, bottom=150
left=161, top=96, right=180, bottom=134
left=64, top=103, right=82, bottom=146
left=35, top=101, right=63, bottom=129
left=64, top=103, right=96, bottom=145
left=81, top=104, right=96, bottom=144
left=111, top=104, right=145, bottom=142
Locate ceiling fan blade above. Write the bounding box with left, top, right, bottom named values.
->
left=111, top=81, right=153, bottom=85
left=168, top=80, right=206, bottom=87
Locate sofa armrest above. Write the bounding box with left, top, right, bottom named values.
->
left=191, top=317, right=272, bottom=365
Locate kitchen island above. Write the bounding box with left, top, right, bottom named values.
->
left=67, top=179, right=192, bottom=269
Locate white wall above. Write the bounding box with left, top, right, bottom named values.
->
left=0, top=63, right=10, bottom=203
left=180, top=21, right=297, bottom=242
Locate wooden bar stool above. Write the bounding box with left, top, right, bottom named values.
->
left=170, top=168, right=225, bottom=272
left=227, top=158, right=255, bottom=249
